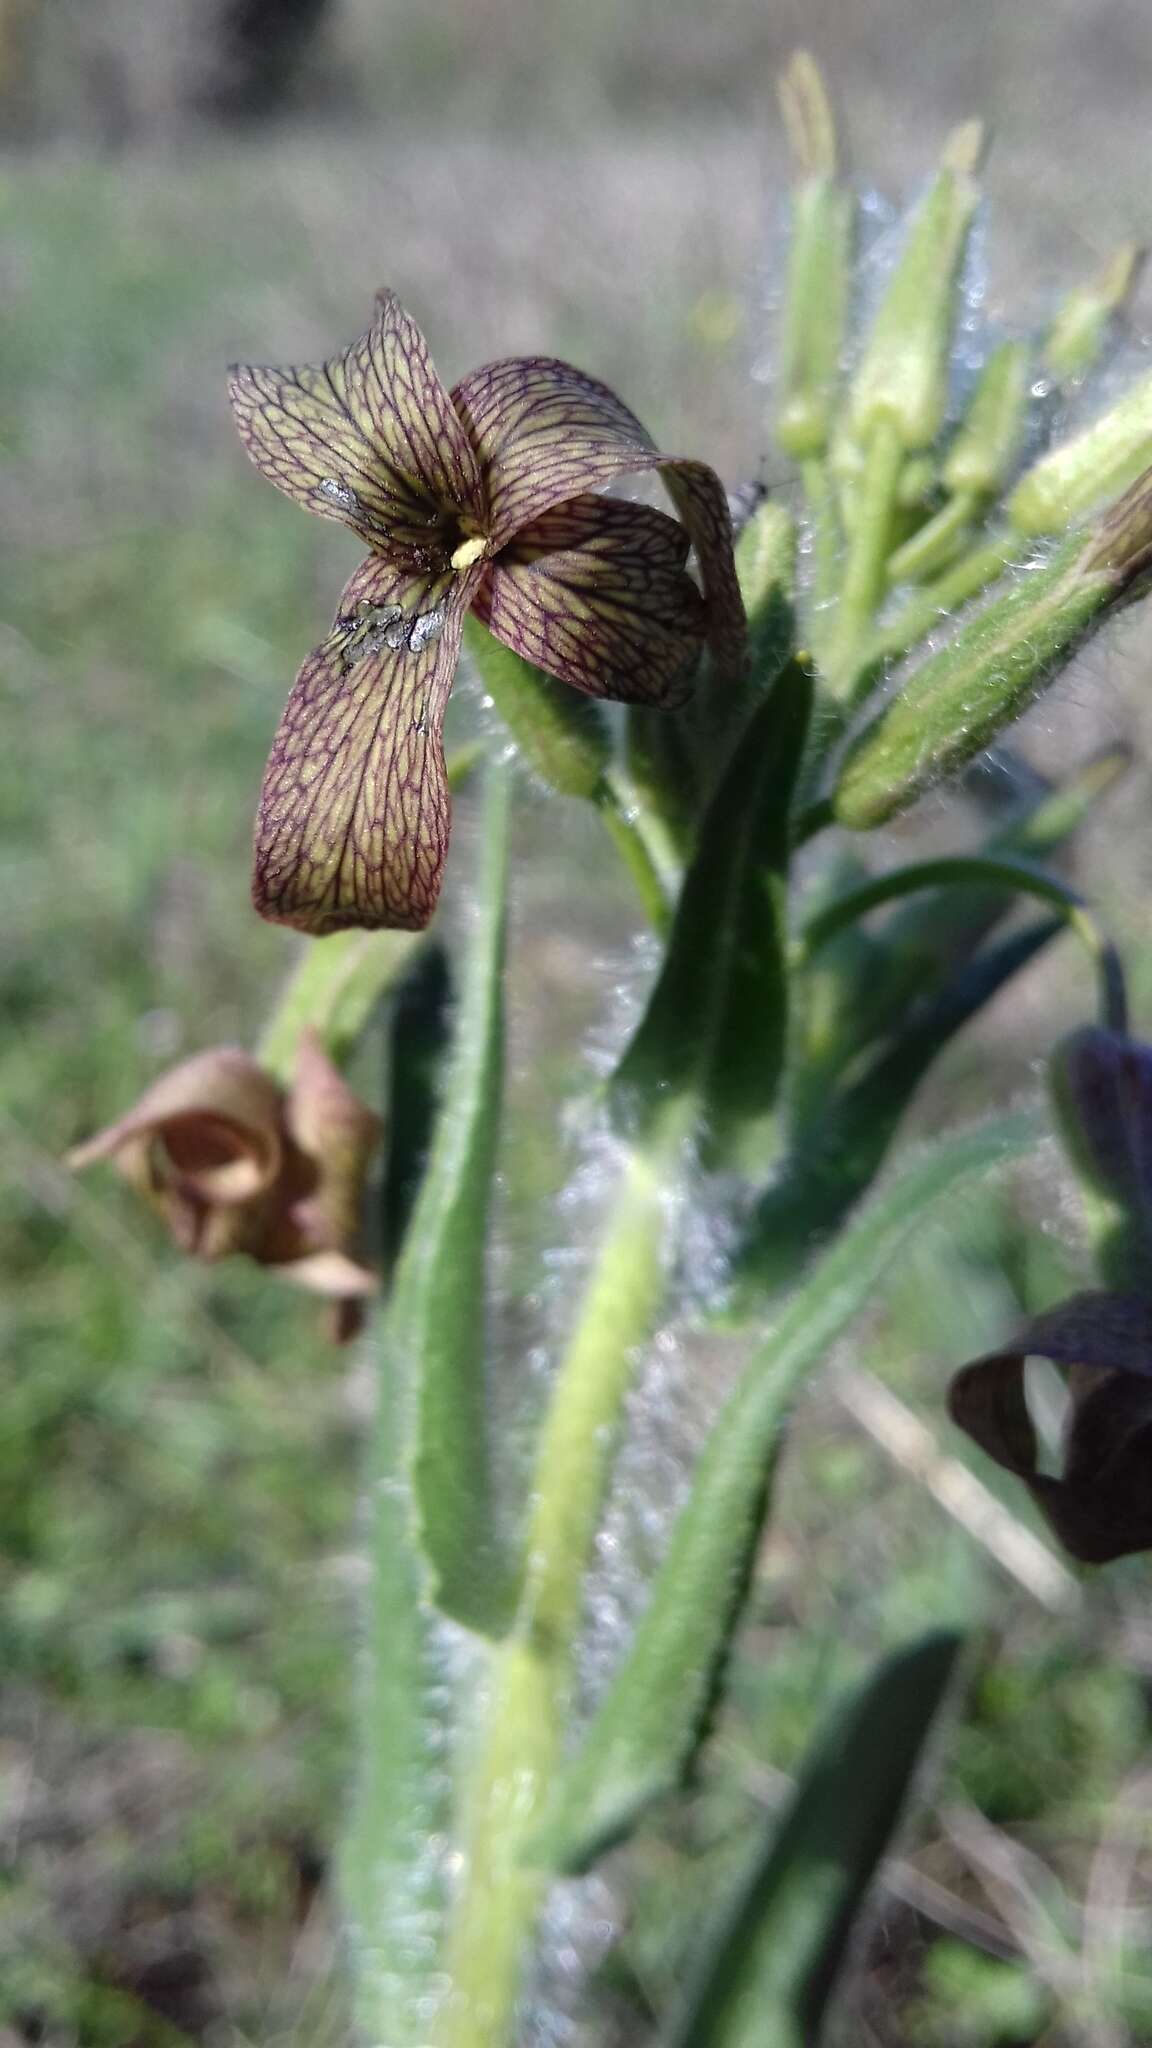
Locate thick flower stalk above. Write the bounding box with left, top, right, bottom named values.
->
left=228, top=291, right=746, bottom=934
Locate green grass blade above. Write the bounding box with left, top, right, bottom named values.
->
left=662, top=1630, right=964, bottom=2048
left=611, top=661, right=812, bottom=1171
left=539, top=1112, right=1040, bottom=1873
left=398, top=764, right=516, bottom=1635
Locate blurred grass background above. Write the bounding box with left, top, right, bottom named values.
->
left=5, top=1, right=1152, bottom=2042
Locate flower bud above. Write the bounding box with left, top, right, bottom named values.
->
left=1049, top=1026, right=1152, bottom=1219
left=734, top=497, right=795, bottom=676
left=846, top=120, right=984, bottom=454
left=943, top=339, right=1030, bottom=495
left=1008, top=363, right=1152, bottom=536
left=1044, top=243, right=1144, bottom=383
left=834, top=466, right=1152, bottom=829
left=774, top=52, right=853, bottom=460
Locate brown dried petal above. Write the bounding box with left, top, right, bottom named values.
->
left=68, top=1048, right=285, bottom=1204
left=949, top=1289, right=1152, bottom=1562
left=276, top=1028, right=382, bottom=1294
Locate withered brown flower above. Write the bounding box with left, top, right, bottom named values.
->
left=949, top=1290, right=1152, bottom=1564
left=68, top=1031, right=381, bottom=1339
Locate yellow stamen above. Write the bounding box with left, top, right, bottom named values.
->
left=451, top=535, right=487, bottom=572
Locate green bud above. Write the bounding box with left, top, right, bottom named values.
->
left=834, top=467, right=1152, bottom=829
left=1008, top=364, right=1152, bottom=536
left=775, top=53, right=853, bottom=459
left=896, top=453, right=938, bottom=509
left=943, top=339, right=1031, bottom=494
left=1045, top=243, right=1144, bottom=382
left=734, top=497, right=795, bottom=675
left=846, top=120, right=985, bottom=453
left=462, top=613, right=610, bottom=801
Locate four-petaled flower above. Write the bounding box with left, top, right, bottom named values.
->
left=228, top=290, right=746, bottom=934
left=68, top=1032, right=381, bottom=1341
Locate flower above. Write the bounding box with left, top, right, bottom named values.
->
left=68, top=1032, right=381, bottom=1340
left=228, top=290, right=747, bottom=934
left=949, top=1291, right=1152, bottom=1563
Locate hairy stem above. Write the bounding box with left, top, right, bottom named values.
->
left=439, top=1137, right=675, bottom=2046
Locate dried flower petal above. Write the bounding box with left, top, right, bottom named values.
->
left=473, top=496, right=706, bottom=704
left=253, top=553, right=481, bottom=935
left=949, top=1290, right=1152, bottom=1562
left=69, top=1039, right=382, bottom=1336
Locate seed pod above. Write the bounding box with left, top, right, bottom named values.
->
left=833, top=466, right=1152, bottom=828
left=775, top=53, right=853, bottom=459
left=1009, top=363, right=1152, bottom=535
left=1044, top=243, right=1144, bottom=383
left=943, top=339, right=1031, bottom=495
left=846, top=120, right=984, bottom=454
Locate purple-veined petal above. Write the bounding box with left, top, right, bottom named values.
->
left=473, top=496, right=707, bottom=704
left=657, top=459, right=749, bottom=681
left=452, top=356, right=747, bottom=675
left=229, top=291, right=485, bottom=559
left=253, top=553, right=479, bottom=935
left=451, top=356, right=657, bottom=546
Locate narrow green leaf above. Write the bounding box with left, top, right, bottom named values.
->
left=738, top=919, right=1059, bottom=1301
left=342, top=1337, right=462, bottom=2048
left=611, top=662, right=812, bottom=1170
left=539, top=1112, right=1040, bottom=1873
left=394, top=765, right=515, bottom=1634
left=662, top=1630, right=964, bottom=2048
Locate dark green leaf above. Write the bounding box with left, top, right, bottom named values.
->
left=662, top=1631, right=964, bottom=2048
left=611, top=662, right=812, bottom=1169
left=391, top=765, right=516, bottom=1634
left=538, top=1112, right=1038, bottom=1874
left=735, top=918, right=1059, bottom=1303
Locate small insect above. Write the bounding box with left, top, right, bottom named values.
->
left=318, top=477, right=360, bottom=514
left=331, top=599, right=447, bottom=673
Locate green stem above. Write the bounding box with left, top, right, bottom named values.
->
left=439, top=1137, right=676, bottom=2047
left=866, top=534, right=1014, bottom=667
left=800, top=456, right=842, bottom=658
left=797, top=852, right=1128, bottom=1031
left=596, top=769, right=676, bottom=936
left=823, top=417, right=905, bottom=697
left=886, top=488, right=979, bottom=586
left=257, top=928, right=422, bottom=1082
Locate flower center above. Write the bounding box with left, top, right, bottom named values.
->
left=450, top=533, right=488, bottom=572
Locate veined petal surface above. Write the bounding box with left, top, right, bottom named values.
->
left=451, top=355, right=657, bottom=547
left=229, top=292, right=485, bottom=558
left=452, top=356, right=747, bottom=675
left=253, top=554, right=479, bottom=935
left=473, top=496, right=707, bottom=703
